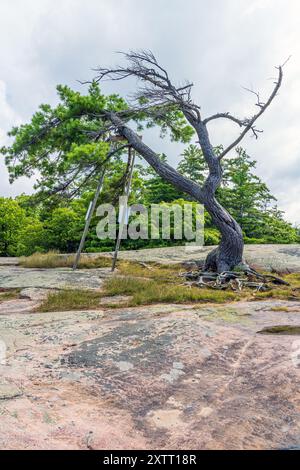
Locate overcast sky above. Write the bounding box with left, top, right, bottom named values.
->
left=0, top=0, right=299, bottom=224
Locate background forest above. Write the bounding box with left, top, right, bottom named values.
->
left=1, top=83, right=299, bottom=258
left=1, top=143, right=299, bottom=257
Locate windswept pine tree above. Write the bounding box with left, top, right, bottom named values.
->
left=1, top=51, right=288, bottom=271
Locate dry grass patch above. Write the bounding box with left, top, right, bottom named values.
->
left=116, top=260, right=182, bottom=281
left=19, top=251, right=182, bottom=277
left=20, top=251, right=112, bottom=269
left=252, top=288, right=294, bottom=300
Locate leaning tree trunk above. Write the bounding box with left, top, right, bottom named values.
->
left=108, top=113, right=245, bottom=273
left=203, top=195, right=244, bottom=273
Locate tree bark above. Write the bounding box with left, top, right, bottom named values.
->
left=191, top=120, right=244, bottom=272
left=202, top=195, right=244, bottom=272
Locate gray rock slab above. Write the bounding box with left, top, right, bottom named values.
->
left=0, top=266, right=109, bottom=290
left=0, top=382, right=22, bottom=400
left=97, top=244, right=300, bottom=271
left=0, top=257, right=19, bottom=266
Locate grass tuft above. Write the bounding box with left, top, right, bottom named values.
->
left=102, top=276, right=238, bottom=307
left=37, top=276, right=238, bottom=312
left=37, top=289, right=102, bottom=312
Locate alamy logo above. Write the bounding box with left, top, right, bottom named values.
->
left=95, top=197, right=204, bottom=246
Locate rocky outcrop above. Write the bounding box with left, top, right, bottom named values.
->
left=0, top=300, right=299, bottom=449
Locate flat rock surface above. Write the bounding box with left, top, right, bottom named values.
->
left=0, top=266, right=109, bottom=290
left=0, top=298, right=300, bottom=449
left=101, top=244, right=300, bottom=271
left=0, top=258, right=19, bottom=266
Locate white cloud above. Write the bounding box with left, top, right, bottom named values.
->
left=0, top=80, right=20, bottom=132
left=242, top=0, right=272, bottom=17
left=0, top=79, right=36, bottom=196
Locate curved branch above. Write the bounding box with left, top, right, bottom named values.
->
left=203, top=112, right=246, bottom=127
left=106, top=111, right=204, bottom=202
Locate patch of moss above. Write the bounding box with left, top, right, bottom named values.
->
left=0, top=289, right=21, bottom=303
left=257, top=325, right=300, bottom=335
left=202, top=307, right=251, bottom=324
left=252, top=288, right=299, bottom=301
left=269, top=306, right=290, bottom=312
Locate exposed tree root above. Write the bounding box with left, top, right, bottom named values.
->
left=180, top=266, right=289, bottom=292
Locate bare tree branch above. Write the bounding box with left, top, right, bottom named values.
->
left=94, top=49, right=201, bottom=120
left=203, top=112, right=247, bottom=127
left=94, top=51, right=284, bottom=172
left=217, top=65, right=283, bottom=159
